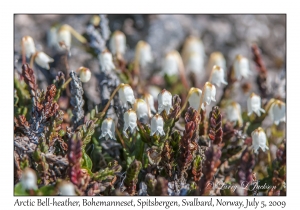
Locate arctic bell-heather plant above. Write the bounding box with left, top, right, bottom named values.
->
left=14, top=14, right=286, bottom=196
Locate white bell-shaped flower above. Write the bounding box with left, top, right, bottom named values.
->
left=22, top=36, right=36, bottom=58
left=100, top=118, right=116, bottom=140
left=150, top=114, right=165, bottom=136
left=34, top=52, right=54, bottom=70
left=210, top=65, right=228, bottom=87
left=247, top=93, right=265, bottom=116
left=57, top=27, right=71, bottom=50
left=188, top=87, right=202, bottom=111
left=109, top=30, right=126, bottom=56
left=58, top=181, right=76, bottom=196
left=158, top=89, right=173, bottom=115
left=207, top=52, right=226, bottom=72
left=226, top=102, right=243, bottom=124
left=21, top=168, right=38, bottom=190
left=182, top=36, right=205, bottom=61
left=135, top=41, right=153, bottom=68
left=47, top=26, right=58, bottom=48
left=78, top=67, right=91, bottom=83
left=118, top=84, right=135, bottom=105
left=143, top=93, right=156, bottom=115
left=251, top=127, right=269, bottom=154
left=123, top=109, right=138, bottom=135
left=133, top=99, right=149, bottom=120
left=233, top=55, right=252, bottom=80
left=148, top=86, right=161, bottom=101
left=99, top=50, right=116, bottom=72
left=201, top=82, right=216, bottom=110
left=162, top=51, right=182, bottom=77
left=185, top=52, right=205, bottom=75
left=268, top=100, right=286, bottom=125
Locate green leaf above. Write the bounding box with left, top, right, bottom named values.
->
left=81, top=150, right=93, bottom=175
left=14, top=183, right=29, bottom=196
left=38, top=185, right=56, bottom=196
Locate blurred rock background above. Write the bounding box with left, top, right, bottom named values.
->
left=14, top=14, right=286, bottom=111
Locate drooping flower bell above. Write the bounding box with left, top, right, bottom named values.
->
left=182, top=36, right=205, bottom=62
left=34, top=52, right=54, bottom=70
left=22, top=36, right=36, bottom=58
left=182, top=36, right=205, bottom=76
left=157, top=89, right=173, bottom=115
left=99, top=118, right=116, bottom=140
left=233, top=55, right=252, bottom=80
left=162, top=51, right=182, bottom=77
left=209, top=65, right=228, bottom=87
left=185, top=52, right=205, bottom=75
left=109, top=30, right=126, bottom=57
left=207, top=51, right=226, bottom=72
left=118, top=84, right=135, bottom=105
left=99, top=49, right=115, bottom=72
left=77, top=66, right=91, bottom=83
left=201, top=82, right=216, bottom=110
left=143, top=93, right=156, bottom=115
left=247, top=93, right=265, bottom=116
left=268, top=100, right=286, bottom=125
left=133, top=99, right=149, bottom=120
left=123, top=109, right=138, bottom=135
left=58, top=181, right=76, bottom=196
left=251, top=127, right=269, bottom=154
left=187, top=87, right=202, bottom=111
left=135, top=40, right=153, bottom=69
left=57, top=26, right=72, bottom=50
left=150, top=114, right=165, bottom=136
left=226, top=102, right=243, bottom=125
left=21, top=168, right=38, bottom=190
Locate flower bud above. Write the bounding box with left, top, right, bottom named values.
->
left=58, top=26, right=71, bottom=50
left=123, top=109, right=138, bottom=135
left=188, top=87, right=202, bottom=111
left=22, top=36, right=36, bottom=58
left=207, top=52, right=226, bottom=72
left=133, top=99, right=149, bottom=120
left=135, top=41, right=153, bottom=68
left=150, top=114, right=165, bottom=136
left=201, top=82, right=216, bottom=110
left=226, top=102, right=243, bottom=124
left=58, top=181, right=76, bottom=196
left=118, top=84, right=135, bottom=105
left=233, top=55, right=251, bottom=80
left=109, top=30, right=126, bottom=56
left=21, top=168, right=37, bottom=190
left=251, top=127, right=269, bottom=154
left=162, top=51, right=182, bottom=77
left=157, top=89, right=173, bottom=115
left=77, top=67, right=91, bottom=83
left=210, top=65, right=228, bottom=87
left=99, top=118, right=116, bottom=140
left=99, top=50, right=115, bottom=72
left=268, top=100, right=286, bottom=125
left=247, top=93, right=265, bottom=116
left=34, top=52, right=54, bottom=70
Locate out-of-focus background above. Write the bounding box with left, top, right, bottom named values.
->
left=14, top=14, right=286, bottom=111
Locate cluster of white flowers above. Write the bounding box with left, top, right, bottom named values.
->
left=22, top=36, right=54, bottom=70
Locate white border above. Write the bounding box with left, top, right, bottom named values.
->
left=2, top=0, right=298, bottom=209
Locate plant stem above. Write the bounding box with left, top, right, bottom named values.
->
left=63, top=77, right=72, bottom=89
left=101, top=83, right=125, bottom=114
left=61, top=24, right=87, bottom=44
